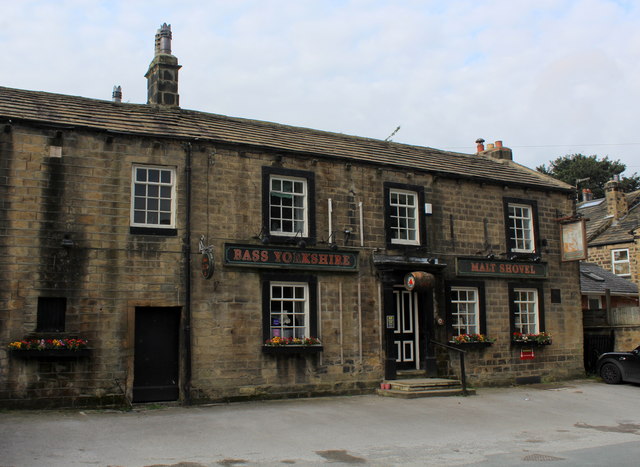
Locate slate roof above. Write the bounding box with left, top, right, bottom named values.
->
left=580, top=262, right=638, bottom=295
left=577, top=190, right=640, bottom=245
left=0, top=86, right=573, bottom=192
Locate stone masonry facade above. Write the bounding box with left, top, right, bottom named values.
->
left=0, top=120, right=584, bottom=407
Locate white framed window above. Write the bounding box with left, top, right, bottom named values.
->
left=507, top=203, right=535, bottom=253
left=451, top=287, right=479, bottom=335
left=269, top=176, right=308, bottom=237
left=269, top=282, right=309, bottom=339
left=612, top=249, right=631, bottom=276
left=131, top=165, right=176, bottom=228
left=389, top=189, right=419, bottom=245
left=513, top=288, right=539, bottom=335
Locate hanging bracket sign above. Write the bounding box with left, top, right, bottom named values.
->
left=404, top=271, right=436, bottom=291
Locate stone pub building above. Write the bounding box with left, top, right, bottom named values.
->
left=0, top=25, right=584, bottom=407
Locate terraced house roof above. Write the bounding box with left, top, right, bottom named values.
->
left=0, top=86, right=572, bottom=192
left=578, top=190, right=640, bottom=245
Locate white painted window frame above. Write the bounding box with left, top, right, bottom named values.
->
left=389, top=188, right=420, bottom=245
left=513, top=288, right=540, bottom=335
left=451, top=287, right=480, bottom=336
left=508, top=203, right=535, bottom=253
left=269, top=175, right=308, bottom=237
left=130, top=165, right=177, bottom=229
left=611, top=248, right=631, bottom=277
left=269, top=282, right=310, bottom=339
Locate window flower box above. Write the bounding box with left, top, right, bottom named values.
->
left=449, top=334, right=494, bottom=348
left=511, top=332, right=552, bottom=346
left=262, top=336, right=323, bottom=355
left=8, top=338, right=90, bottom=358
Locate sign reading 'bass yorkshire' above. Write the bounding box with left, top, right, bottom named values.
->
left=456, top=257, right=547, bottom=279
left=224, top=244, right=358, bottom=271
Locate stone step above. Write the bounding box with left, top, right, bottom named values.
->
left=377, top=387, right=474, bottom=399
left=389, top=378, right=461, bottom=391
left=377, top=378, right=476, bottom=398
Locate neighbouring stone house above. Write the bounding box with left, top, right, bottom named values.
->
left=580, top=261, right=639, bottom=371
left=0, top=24, right=585, bottom=408
left=577, top=182, right=640, bottom=356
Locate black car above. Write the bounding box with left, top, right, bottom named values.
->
left=596, top=345, right=640, bottom=384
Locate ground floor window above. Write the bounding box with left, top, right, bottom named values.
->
left=36, top=297, right=67, bottom=332
left=262, top=274, right=317, bottom=341
left=446, top=281, right=486, bottom=338
left=269, top=282, right=309, bottom=338
left=509, top=284, right=545, bottom=335
left=450, top=287, right=479, bottom=335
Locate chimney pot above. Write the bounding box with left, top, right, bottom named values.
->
left=487, top=143, right=495, bottom=150
left=112, top=85, right=122, bottom=103
left=495, top=140, right=503, bottom=148
left=475, top=138, right=485, bottom=153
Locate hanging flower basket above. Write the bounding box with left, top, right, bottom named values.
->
left=262, top=336, right=323, bottom=355
left=8, top=338, right=90, bottom=358
left=512, top=332, right=552, bottom=346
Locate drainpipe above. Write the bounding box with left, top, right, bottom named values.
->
left=183, top=141, right=193, bottom=405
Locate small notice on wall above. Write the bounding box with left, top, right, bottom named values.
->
left=520, top=348, right=535, bottom=360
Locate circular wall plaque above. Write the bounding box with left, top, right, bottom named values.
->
left=201, top=251, right=214, bottom=279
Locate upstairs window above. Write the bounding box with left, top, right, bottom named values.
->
left=504, top=198, right=539, bottom=255
left=390, top=189, right=419, bottom=245
left=131, top=165, right=176, bottom=230
left=262, top=167, right=315, bottom=243
left=270, top=176, right=307, bottom=236
left=384, top=182, right=425, bottom=247
left=612, top=249, right=631, bottom=276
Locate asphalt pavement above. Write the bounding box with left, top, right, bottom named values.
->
left=1, top=379, right=640, bottom=466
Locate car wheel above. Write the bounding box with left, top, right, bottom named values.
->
left=600, top=362, right=622, bottom=384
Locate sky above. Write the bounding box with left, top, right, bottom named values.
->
left=1, top=0, right=639, bottom=179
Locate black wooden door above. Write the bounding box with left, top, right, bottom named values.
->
left=393, top=288, right=420, bottom=370
left=584, top=332, right=613, bottom=374
left=133, top=307, right=180, bottom=402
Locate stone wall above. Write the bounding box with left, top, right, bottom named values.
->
left=0, top=125, right=186, bottom=407
left=1, top=122, right=585, bottom=407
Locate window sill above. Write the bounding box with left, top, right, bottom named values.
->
left=511, top=340, right=551, bottom=346
left=262, top=345, right=323, bottom=355
left=9, top=349, right=91, bottom=359
left=448, top=342, right=493, bottom=349
left=130, top=226, right=177, bottom=236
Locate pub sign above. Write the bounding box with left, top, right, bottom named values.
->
left=456, top=257, right=547, bottom=279
left=224, top=243, right=358, bottom=271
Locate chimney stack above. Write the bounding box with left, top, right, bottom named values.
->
left=604, top=178, right=628, bottom=219
left=112, top=85, right=122, bottom=103
left=145, top=23, right=181, bottom=107
left=477, top=139, right=513, bottom=160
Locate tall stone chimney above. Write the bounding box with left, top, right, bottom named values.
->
left=145, top=23, right=181, bottom=107
left=604, top=178, right=628, bottom=219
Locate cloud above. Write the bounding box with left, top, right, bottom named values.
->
left=1, top=0, right=639, bottom=173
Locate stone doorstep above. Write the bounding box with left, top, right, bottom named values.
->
left=376, top=387, right=473, bottom=399
left=377, top=378, right=476, bottom=398
left=388, top=378, right=462, bottom=391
